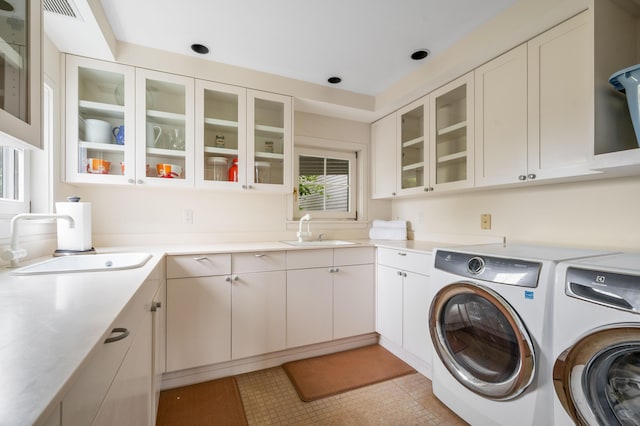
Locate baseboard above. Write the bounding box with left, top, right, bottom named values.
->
left=377, top=336, right=433, bottom=379
left=160, top=333, right=379, bottom=390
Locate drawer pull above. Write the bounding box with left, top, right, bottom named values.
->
left=151, top=302, right=162, bottom=312
left=194, top=256, right=208, bottom=261
left=104, top=327, right=129, bottom=344
left=254, top=254, right=266, bottom=258
left=397, top=252, right=407, bottom=256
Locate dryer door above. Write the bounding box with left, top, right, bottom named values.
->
left=553, top=324, right=640, bottom=426
left=429, top=282, right=535, bottom=400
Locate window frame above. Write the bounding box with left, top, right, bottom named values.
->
left=0, top=137, right=29, bottom=218
left=294, top=147, right=356, bottom=220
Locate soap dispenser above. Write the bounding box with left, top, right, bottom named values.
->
left=54, top=196, right=95, bottom=255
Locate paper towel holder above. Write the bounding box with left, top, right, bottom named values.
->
left=53, top=196, right=96, bottom=257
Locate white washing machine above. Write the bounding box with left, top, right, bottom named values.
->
left=429, top=244, right=614, bottom=426
left=552, top=252, right=640, bottom=426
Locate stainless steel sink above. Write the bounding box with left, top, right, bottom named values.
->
left=282, top=240, right=356, bottom=247
left=11, top=252, right=152, bottom=275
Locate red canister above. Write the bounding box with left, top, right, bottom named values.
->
left=228, top=158, right=239, bottom=182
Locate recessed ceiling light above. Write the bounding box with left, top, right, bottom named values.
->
left=191, top=44, right=210, bottom=55
left=411, top=49, right=430, bottom=60
left=328, top=76, right=342, bottom=84
left=0, top=0, right=14, bottom=11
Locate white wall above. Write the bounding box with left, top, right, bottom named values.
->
left=391, top=176, right=640, bottom=251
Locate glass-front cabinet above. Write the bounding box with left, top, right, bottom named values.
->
left=136, top=69, right=194, bottom=187
left=65, top=56, right=135, bottom=184
left=397, top=96, right=429, bottom=195
left=247, top=90, right=292, bottom=192
left=430, top=72, right=474, bottom=191
left=195, top=80, right=247, bottom=189
left=0, top=0, right=41, bottom=148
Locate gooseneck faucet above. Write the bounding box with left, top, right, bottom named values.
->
left=297, top=214, right=312, bottom=242
left=1, top=213, right=75, bottom=268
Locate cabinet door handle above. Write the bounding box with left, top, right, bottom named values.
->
left=397, top=271, right=403, bottom=276
left=233, top=275, right=239, bottom=281
left=136, top=179, right=144, bottom=184
left=151, top=301, right=162, bottom=312
left=403, top=272, right=408, bottom=277
left=104, top=327, right=129, bottom=344
left=518, top=175, right=526, bottom=181
left=527, top=173, right=537, bottom=180
left=127, top=178, right=135, bottom=184
left=330, top=267, right=339, bottom=273
left=225, top=276, right=232, bottom=282
left=397, top=252, right=407, bottom=256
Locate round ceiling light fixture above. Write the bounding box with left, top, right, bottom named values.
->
left=191, top=43, right=210, bottom=55
left=411, top=49, right=430, bottom=60
left=327, top=76, right=342, bottom=84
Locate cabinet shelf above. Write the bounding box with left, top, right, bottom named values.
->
left=79, top=100, right=125, bottom=119
left=402, top=162, right=425, bottom=172
left=256, top=151, right=285, bottom=160
left=402, top=136, right=424, bottom=148
left=204, top=117, right=239, bottom=129
left=437, top=121, right=467, bottom=137
left=146, top=147, right=186, bottom=158
left=437, top=151, right=467, bottom=164
left=147, top=109, right=186, bottom=126
left=204, top=146, right=238, bottom=156
left=255, top=124, right=285, bottom=136
left=79, top=141, right=124, bottom=152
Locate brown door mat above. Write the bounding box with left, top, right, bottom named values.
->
left=156, top=376, right=248, bottom=426
left=282, top=344, right=416, bottom=402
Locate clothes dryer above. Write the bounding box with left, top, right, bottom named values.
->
left=553, top=252, right=640, bottom=426
left=429, top=244, right=613, bottom=426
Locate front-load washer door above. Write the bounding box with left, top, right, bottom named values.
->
left=553, top=324, right=640, bottom=426
left=429, top=282, right=536, bottom=400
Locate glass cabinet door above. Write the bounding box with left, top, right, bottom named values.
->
left=0, top=0, right=41, bottom=148
left=136, top=69, right=194, bottom=187
left=397, top=97, right=429, bottom=195
left=195, top=80, right=246, bottom=188
left=247, top=89, right=292, bottom=192
left=65, top=56, right=135, bottom=184
left=430, top=72, right=475, bottom=191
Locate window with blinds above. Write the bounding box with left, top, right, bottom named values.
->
left=295, top=148, right=356, bottom=219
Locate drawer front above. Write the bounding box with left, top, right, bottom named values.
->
left=334, top=247, right=375, bottom=266
left=232, top=251, right=286, bottom=273
left=166, top=254, right=231, bottom=279
left=377, top=248, right=431, bottom=275
left=286, top=249, right=333, bottom=269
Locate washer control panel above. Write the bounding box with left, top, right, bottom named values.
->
left=434, top=250, right=541, bottom=288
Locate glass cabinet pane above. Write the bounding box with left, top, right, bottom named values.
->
left=144, top=78, right=187, bottom=180
left=0, top=0, right=29, bottom=123
left=76, top=66, right=126, bottom=176
left=254, top=97, right=285, bottom=185
left=400, top=105, right=425, bottom=190
left=203, top=89, right=239, bottom=182
left=434, top=83, right=468, bottom=185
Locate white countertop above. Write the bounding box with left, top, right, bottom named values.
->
left=0, top=239, right=438, bottom=425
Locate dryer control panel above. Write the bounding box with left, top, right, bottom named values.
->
left=566, top=267, right=640, bottom=313
left=434, top=250, right=541, bottom=288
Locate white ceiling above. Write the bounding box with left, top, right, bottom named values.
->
left=45, top=0, right=519, bottom=96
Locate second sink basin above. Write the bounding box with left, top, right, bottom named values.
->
left=282, top=240, right=356, bottom=247
left=11, top=252, right=153, bottom=275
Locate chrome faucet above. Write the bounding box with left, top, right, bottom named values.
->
left=297, top=214, right=312, bottom=242
left=1, top=213, right=75, bottom=267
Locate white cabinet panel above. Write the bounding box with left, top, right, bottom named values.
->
left=377, top=248, right=431, bottom=276
left=166, top=253, right=231, bottom=279
left=403, top=272, right=432, bottom=362
left=371, top=113, right=397, bottom=198
left=232, top=251, right=286, bottom=273
left=286, top=249, right=333, bottom=269
left=287, top=268, right=333, bottom=347
left=376, top=264, right=404, bottom=346
left=334, top=264, right=375, bottom=339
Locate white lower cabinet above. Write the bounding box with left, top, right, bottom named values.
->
left=287, top=247, right=375, bottom=348
left=61, top=267, right=162, bottom=426
left=376, top=248, right=432, bottom=364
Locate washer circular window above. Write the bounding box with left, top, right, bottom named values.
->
left=429, top=282, right=536, bottom=400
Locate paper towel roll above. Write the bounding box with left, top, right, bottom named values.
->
left=55, top=200, right=92, bottom=251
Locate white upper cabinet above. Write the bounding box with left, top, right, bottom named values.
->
left=371, top=113, right=397, bottom=199
left=527, top=12, right=596, bottom=181
left=397, top=97, right=430, bottom=195
left=135, top=68, right=195, bottom=187
left=65, top=56, right=136, bottom=185
left=246, top=89, right=292, bottom=193
left=430, top=72, right=475, bottom=191
left=195, top=80, right=247, bottom=190
left=475, top=44, right=528, bottom=187
left=0, top=0, right=42, bottom=148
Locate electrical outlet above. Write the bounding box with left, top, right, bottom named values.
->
left=183, top=209, right=194, bottom=225
left=481, top=214, right=491, bottom=230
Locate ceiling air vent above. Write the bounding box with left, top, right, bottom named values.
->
left=43, top=0, right=80, bottom=19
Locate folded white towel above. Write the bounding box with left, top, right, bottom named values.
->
left=369, top=227, right=407, bottom=240
left=371, top=219, right=407, bottom=229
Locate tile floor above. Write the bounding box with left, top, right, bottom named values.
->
left=235, top=367, right=467, bottom=425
